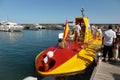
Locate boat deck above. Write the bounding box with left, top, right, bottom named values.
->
left=91, top=60, right=120, bottom=80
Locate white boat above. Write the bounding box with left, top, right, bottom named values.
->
left=55, top=25, right=64, bottom=30
left=0, top=21, right=23, bottom=32
left=30, top=24, right=44, bottom=30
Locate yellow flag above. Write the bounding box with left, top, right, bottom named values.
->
left=63, top=20, right=70, bottom=41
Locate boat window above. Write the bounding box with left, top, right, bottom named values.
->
left=49, top=59, right=55, bottom=69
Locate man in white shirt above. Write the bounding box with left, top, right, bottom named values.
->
left=74, top=22, right=81, bottom=42
left=97, top=26, right=102, bottom=39
left=91, top=24, right=96, bottom=38
left=102, top=25, right=116, bottom=61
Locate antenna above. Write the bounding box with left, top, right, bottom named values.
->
left=81, top=8, right=85, bottom=17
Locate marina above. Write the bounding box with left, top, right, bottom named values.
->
left=0, top=10, right=120, bottom=80
left=0, top=11, right=120, bottom=80
left=0, top=0, right=120, bottom=80
left=0, top=28, right=120, bottom=80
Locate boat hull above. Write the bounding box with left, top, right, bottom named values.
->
left=35, top=39, right=101, bottom=76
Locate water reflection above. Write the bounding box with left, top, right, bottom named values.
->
left=6, top=32, right=23, bottom=41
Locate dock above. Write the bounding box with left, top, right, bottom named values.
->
left=91, top=60, right=120, bottom=80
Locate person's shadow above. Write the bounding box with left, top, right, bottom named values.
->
left=111, top=73, right=120, bottom=80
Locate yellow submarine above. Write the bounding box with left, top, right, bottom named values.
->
left=35, top=9, right=102, bottom=76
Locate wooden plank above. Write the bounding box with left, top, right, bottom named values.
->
left=92, top=60, right=120, bottom=80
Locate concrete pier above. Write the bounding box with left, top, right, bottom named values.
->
left=91, top=60, right=120, bottom=80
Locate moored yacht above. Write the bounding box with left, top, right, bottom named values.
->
left=0, top=21, right=23, bottom=32
left=29, top=24, right=43, bottom=30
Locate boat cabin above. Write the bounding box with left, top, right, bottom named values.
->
left=72, top=17, right=92, bottom=43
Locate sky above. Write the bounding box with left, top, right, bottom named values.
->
left=0, top=0, right=120, bottom=24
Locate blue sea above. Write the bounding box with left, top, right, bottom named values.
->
left=0, top=30, right=63, bottom=80
left=0, top=30, right=93, bottom=80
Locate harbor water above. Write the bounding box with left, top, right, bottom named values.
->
left=0, top=30, right=62, bottom=80
left=0, top=30, right=93, bottom=80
